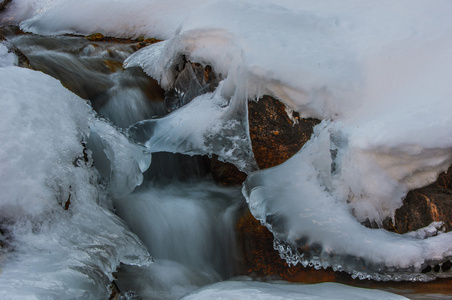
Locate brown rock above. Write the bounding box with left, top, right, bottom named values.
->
left=83, top=32, right=162, bottom=50
left=387, top=166, right=452, bottom=233
left=103, top=59, right=124, bottom=72
left=210, top=155, right=247, bottom=186
left=248, top=95, right=320, bottom=169
left=237, top=94, right=452, bottom=285
left=210, top=95, right=320, bottom=185
left=236, top=209, right=337, bottom=283
left=235, top=97, right=330, bottom=281
left=85, top=33, right=105, bottom=42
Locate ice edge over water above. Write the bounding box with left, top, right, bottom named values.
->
left=3, top=0, right=452, bottom=287
left=0, top=66, right=152, bottom=299
left=126, top=39, right=258, bottom=174
left=124, top=0, right=452, bottom=281
left=243, top=121, right=452, bottom=281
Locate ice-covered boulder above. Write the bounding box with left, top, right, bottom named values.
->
left=0, top=65, right=151, bottom=299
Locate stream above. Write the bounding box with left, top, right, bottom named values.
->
left=2, top=27, right=452, bottom=299
left=1, top=27, right=245, bottom=299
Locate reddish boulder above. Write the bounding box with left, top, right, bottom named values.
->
left=388, top=166, right=452, bottom=233
left=248, top=95, right=320, bottom=169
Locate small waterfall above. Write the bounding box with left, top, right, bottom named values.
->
left=4, top=29, right=167, bottom=128
left=2, top=29, right=245, bottom=299
left=113, top=181, right=243, bottom=299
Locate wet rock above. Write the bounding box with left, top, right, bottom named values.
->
left=386, top=166, right=452, bottom=233
left=85, top=33, right=105, bottom=42
left=248, top=95, right=320, bottom=169
left=135, top=38, right=161, bottom=50
left=234, top=96, right=329, bottom=280
left=235, top=94, right=452, bottom=284
left=210, top=95, right=321, bottom=185
left=84, top=32, right=161, bottom=50
left=210, top=155, right=247, bottom=186
left=236, top=209, right=337, bottom=282
left=103, top=59, right=124, bottom=72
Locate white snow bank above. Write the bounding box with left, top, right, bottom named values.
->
left=0, top=66, right=91, bottom=216
left=4, top=0, right=452, bottom=118
left=0, top=0, right=210, bottom=39
left=181, top=280, right=408, bottom=300
left=0, top=66, right=151, bottom=299
left=125, top=0, right=452, bottom=222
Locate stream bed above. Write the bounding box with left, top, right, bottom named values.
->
left=1, top=27, right=452, bottom=299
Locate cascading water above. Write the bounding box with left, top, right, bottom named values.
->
left=1, top=28, right=246, bottom=299
left=113, top=181, right=243, bottom=299
left=2, top=22, right=452, bottom=299
left=1, top=27, right=167, bottom=128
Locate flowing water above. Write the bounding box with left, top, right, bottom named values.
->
left=2, top=27, right=452, bottom=299
left=1, top=27, right=246, bottom=299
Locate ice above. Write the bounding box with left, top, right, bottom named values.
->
left=0, top=66, right=151, bottom=299
left=124, top=0, right=452, bottom=217
left=242, top=121, right=452, bottom=280
left=127, top=81, right=257, bottom=174
left=3, top=0, right=452, bottom=286
left=0, top=42, right=18, bottom=67
left=404, top=222, right=446, bottom=240
left=88, top=119, right=151, bottom=198
left=181, top=279, right=408, bottom=300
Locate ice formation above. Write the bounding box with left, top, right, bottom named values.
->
left=243, top=121, right=452, bottom=281
left=0, top=42, right=17, bottom=67
left=127, top=80, right=257, bottom=173
left=125, top=40, right=258, bottom=173
left=2, top=0, right=452, bottom=288
left=0, top=65, right=151, bottom=298
left=124, top=0, right=452, bottom=279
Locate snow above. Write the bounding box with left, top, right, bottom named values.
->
left=243, top=122, right=452, bottom=280
left=0, top=66, right=91, bottom=216
left=2, top=0, right=452, bottom=294
left=122, top=0, right=452, bottom=222
left=0, top=0, right=210, bottom=39
left=0, top=65, right=151, bottom=299
left=124, top=0, right=452, bottom=280
left=181, top=280, right=408, bottom=300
